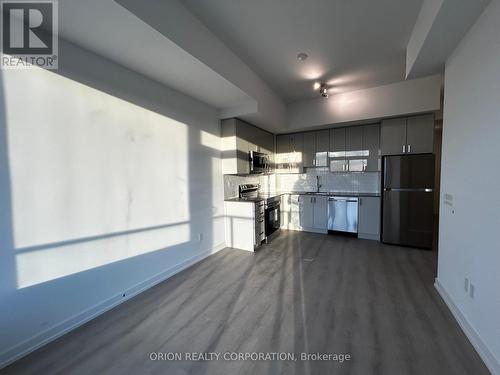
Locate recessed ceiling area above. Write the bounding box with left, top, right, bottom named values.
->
left=183, top=0, right=424, bottom=102
left=55, top=0, right=254, bottom=111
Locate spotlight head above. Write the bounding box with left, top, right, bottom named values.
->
left=319, top=84, right=328, bottom=98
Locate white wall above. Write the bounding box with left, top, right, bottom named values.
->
left=287, top=74, right=442, bottom=130
left=437, top=1, right=500, bottom=373
left=0, top=39, right=225, bottom=367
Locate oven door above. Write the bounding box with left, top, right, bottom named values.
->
left=265, top=202, right=280, bottom=237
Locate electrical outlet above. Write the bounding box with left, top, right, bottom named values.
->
left=198, top=233, right=203, bottom=242
left=464, top=277, right=469, bottom=293
left=469, top=283, right=475, bottom=299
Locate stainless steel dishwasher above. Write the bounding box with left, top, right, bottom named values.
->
left=328, top=196, right=359, bottom=233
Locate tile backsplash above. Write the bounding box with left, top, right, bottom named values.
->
left=224, top=174, right=277, bottom=199
left=277, top=170, right=380, bottom=194
left=224, top=171, right=380, bottom=198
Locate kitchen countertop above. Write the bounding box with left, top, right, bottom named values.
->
left=225, top=191, right=380, bottom=202
left=282, top=191, right=381, bottom=197
left=224, top=197, right=265, bottom=203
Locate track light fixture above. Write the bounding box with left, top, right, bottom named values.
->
left=314, top=82, right=329, bottom=98
left=319, top=83, right=328, bottom=98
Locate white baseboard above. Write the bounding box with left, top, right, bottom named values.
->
left=435, top=278, right=500, bottom=375
left=0, top=242, right=226, bottom=370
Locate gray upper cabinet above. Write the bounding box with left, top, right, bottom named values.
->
left=301, top=129, right=330, bottom=168
left=362, top=124, right=380, bottom=172
left=406, top=115, right=434, bottom=154
left=346, top=126, right=363, bottom=172
left=276, top=134, right=291, bottom=173
left=302, top=132, right=316, bottom=168
left=276, top=133, right=304, bottom=173
left=221, top=118, right=274, bottom=175
left=290, top=133, right=303, bottom=172
left=315, top=129, right=330, bottom=167
left=330, top=128, right=346, bottom=172
left=276, top=134, right=290, bottom=154
left=381, top=115, right=434, bottom=156
left=381, top=118, right=407, bottom=156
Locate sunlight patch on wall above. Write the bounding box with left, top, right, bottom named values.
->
left=3, top=66, right=192, bottom=288
left=201, top=130, right=221, bottom=151
left=16, top=222, right=190, bottom=288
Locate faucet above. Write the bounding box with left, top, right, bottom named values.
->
left=316, top=175, right=322, bottom=193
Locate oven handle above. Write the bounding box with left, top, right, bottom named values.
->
left=265, top=202, right=280, bottom=210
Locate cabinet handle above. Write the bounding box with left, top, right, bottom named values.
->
left=359, top=198, right=362, bottom=205
left=402, top=145, right=406, bottom=153
left=408, top=144, right=411, bottom=153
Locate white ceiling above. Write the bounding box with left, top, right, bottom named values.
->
left=55, top=0, right=253, bottom=111
left=183, top=0, right=424, bottom=102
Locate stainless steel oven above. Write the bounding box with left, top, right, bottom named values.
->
left=265, top=198, right=280, bottom=239
left=249, top=151, right=269, bottom=174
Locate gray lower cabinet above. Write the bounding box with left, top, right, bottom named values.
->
left=299, top=195, right=328, bottom=233
left=358, top=196, right=381, bottom=241
left=313, top=196, right=328, bottom=229
left=281, top=194, right=301, bottom=230
left=381, top=115, right=434, bottom=156
left=299, top=195, right=314, bottom=228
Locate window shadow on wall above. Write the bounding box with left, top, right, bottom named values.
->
left=0, top=38, right=223, bottom=365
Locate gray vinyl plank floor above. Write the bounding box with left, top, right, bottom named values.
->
left=2, top=230, right=490, bottom=375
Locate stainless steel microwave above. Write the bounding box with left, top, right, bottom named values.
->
left=249, top=151, right=269, bottom=174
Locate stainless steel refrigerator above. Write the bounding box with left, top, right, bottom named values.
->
left=382, top=154, right=434, bottom=249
